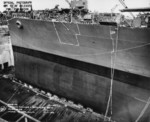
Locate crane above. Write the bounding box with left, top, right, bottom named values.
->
left=65, top=0, right=71, bottom=8
left=118, top=0, right=135, bottom=18
left=110, top=4, right=119, bottom=22
left=111, top=4, right=119, bottom=13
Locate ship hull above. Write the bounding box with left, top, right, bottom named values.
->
left=9, top=18, right=150, bottom=122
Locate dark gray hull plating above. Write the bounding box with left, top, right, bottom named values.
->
left=9, top=18, right=150, bottom=122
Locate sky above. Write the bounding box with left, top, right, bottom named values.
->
left=0, top=0, right=150, bottom=13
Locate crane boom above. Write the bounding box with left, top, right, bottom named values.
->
left=119, top=0, right=127, bottom=8
left=111, top=4, right=119, bottom=13
left=65, top=0, right=71, bottom=7
left=119, top=0, right=135, bottom=18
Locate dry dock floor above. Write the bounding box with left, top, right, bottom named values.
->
left=0, top=77, right=112, bottom=122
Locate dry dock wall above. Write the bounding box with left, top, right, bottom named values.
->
left=0, top=26, right=14, bottom=71
left=9, top=18, right=150, bottom=122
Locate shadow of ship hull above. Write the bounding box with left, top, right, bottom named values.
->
left=9, top=18, right=150, bottom=122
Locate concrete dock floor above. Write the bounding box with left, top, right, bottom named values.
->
left=0, top=77, right=112, bottom=122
